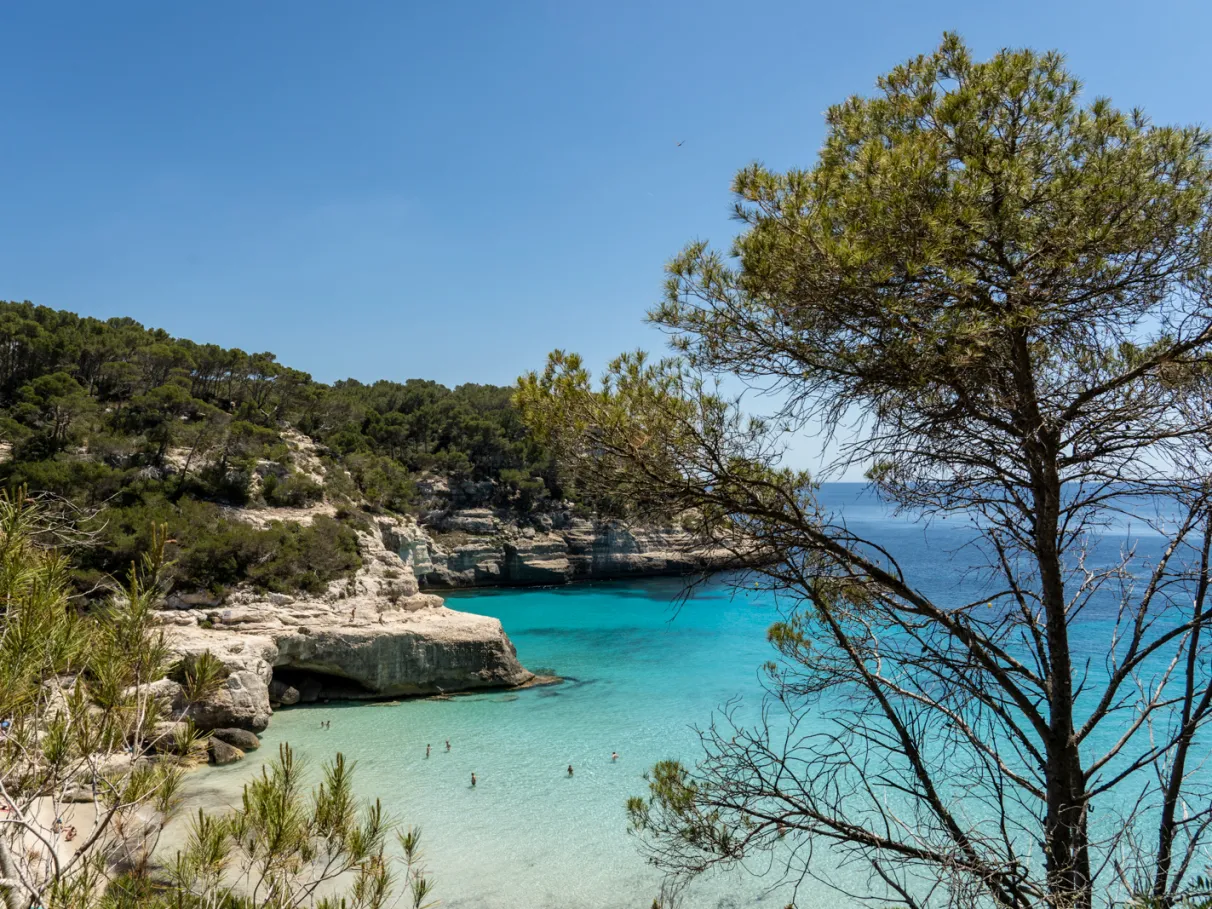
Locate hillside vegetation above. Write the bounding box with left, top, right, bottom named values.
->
left=0, top=300, right=559, bottom=595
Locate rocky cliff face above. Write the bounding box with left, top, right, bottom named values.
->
left=157, top=519, right=533, bottom=732
left=383, top=507, right=731, bottom=589
left=155, top=501, right=729, bottom=733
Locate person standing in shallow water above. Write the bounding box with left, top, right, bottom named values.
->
left=426, top=744, right=430, bottom=758
left=567, top=764, right=574, bottom=777
left=445, top=739, right=451, bottom=752
left=471, top=772, right=477, bottom=787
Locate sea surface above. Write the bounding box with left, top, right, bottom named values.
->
left=177, top=484, right=1190, bottom=908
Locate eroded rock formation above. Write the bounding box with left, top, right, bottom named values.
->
left=157, top=520, right=533, bottom=731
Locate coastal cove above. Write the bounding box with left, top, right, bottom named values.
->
left=171, top=484, right=1121, bottom=909
left=177, top=578, right=794, bottom=909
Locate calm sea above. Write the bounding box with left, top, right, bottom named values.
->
left=178, top=483, right=1188, bottom=908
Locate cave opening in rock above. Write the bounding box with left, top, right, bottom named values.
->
left=270, top=666, right=378, bottom=705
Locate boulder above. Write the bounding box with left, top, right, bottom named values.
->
left=415, top=476, right=450, bottom=498
left=208, top=737, right=244, bottom=765
left=122, top=678, right=185, bottom=718
left=210, top=727, right=260, bottom=751
left=186, top=670, right=273, bottom=732
left=451, top=479, right=495, bottom=507
left=254, top=459, right=289, bottom=480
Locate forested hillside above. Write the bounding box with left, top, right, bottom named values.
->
left=0, top=300, right=559, bottom=595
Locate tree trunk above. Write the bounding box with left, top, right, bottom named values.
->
left=1012, top=329, right=1092, bottom=909
left=1152, top=516, right=1212, bottom=904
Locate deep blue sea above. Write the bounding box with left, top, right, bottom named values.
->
left=180, top=484, right=1189, bottom=908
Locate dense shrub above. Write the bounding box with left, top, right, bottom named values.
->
left=262, top=471, right=325, bottom=507
left=80, top=498, right=360, bottom=596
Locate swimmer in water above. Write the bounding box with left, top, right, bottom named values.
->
left=471, top=772, right=477, bottom=787
left=611, top=752, right=618, bottom=761
left=567, top=764, right=574, bottom=777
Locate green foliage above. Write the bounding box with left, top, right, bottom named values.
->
left=650, top=32, right=1212, bottom=447
left=261, top=471, right=325, bottom=508
left=0, top=464, right=361, bottom=595
left=138, top=506, right=361, bottom=596
left=340, top=452, right=416, bottom=513
left=0, top=299, right=560, bottom=597
left=0, top=493, right=181, bottom=908
left=0, top=497, right=435, bottom=908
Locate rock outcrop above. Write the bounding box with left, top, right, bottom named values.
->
left=157, top=521, right=533, bottom=732
left=381, top=509, right=733, bottom=589
left=155, top=493, right=727, bottom=735
left=208, top=737, right=244, bottom=765
left=211, top=728, right=261, bottom=751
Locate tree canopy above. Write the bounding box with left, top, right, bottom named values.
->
left=0, top=301, right=558, bottom=595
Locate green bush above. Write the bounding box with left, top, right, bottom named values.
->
left=262, top=471, right=325, bottom=507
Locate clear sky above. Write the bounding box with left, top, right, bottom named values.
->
left=3, top=1, right=1211, bottom=471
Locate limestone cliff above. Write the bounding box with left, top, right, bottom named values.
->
left=156, top=519, right=533, bottom=732
left=154, top=498, right=729, bottom=732
left=383, top=507, right=733, bottom=589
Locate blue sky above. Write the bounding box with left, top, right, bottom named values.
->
left=3, top=1, right=1211, bottom=471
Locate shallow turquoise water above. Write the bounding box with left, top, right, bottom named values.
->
left=181, top=485, right=1188, bottom=908
left=189, top=577, right=804, bottom=908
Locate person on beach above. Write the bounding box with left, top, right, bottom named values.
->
left=567, top=764, right=574, bottom=777
left=471, top=772, right=477, bottom=787
left=52, top=818, right=62, bottom=834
